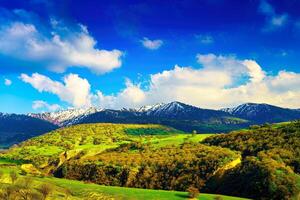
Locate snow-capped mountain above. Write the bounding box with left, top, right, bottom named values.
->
left=28, top=107, right=103, bottom=126
left=2, top=101, right=300, bottom=146
left=222, top=103, right=300, bottom=123
left=135, top=101, right=228, bottom=119
left=134, top=103, right=165, bottom=113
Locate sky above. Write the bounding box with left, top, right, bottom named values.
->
left=0, top=0, right=300, bottom=113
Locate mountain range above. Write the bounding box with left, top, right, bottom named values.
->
left=1, top=101, right=300, bottom=146
left=0, top=113, right=58, bottom=147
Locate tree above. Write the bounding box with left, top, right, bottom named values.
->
left=9, top=171, right=18, bottom=184
left=38, top=184, right=53, bottom=200
left=187, top=186, right=199, bottom=198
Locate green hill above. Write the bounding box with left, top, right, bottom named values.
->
left=0, top=123, right=247, bottom=199
left=0, top=161, right=248, bottom=200
left=2, top=123, right=214, bottom=176
left=202, top=121, right=300, bottom=200
left=2, top=122, right=299, bottom=199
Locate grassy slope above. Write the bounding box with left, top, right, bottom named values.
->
left=1, top=123, right=244, bottom=199
left=0, top=160, right=248, bottom=200
left=3, top=123, right=211, bottom=166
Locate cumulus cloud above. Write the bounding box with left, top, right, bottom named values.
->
left=0, top=10, right=123, bottom=74
left=4, top=78, right=12, bottom=86
left=20, top=73, right=92, bottom=108
left=141, top=37, right=163, bottom=50
left=20, top=54, right=300, bottom=110
left=32, top=100, right=61, bottom=112
left=259, top=0, right=288, bottom=31
left=94, top=54, right=300, bottom=109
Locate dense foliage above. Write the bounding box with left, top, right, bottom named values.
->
left=58, top=143, right=239, bottom=191
left=4, top=124, right=183, bottom=166
left=203, top=121, right=300, bottom=173
left=203, top=121, right=300, bottom=199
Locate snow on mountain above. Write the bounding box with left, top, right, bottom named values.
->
left=135, top=103, right=165, bottom=113
left=221, top=103, right=272, bottom=116
left=28, top=107, right=103, bottom=126
left=142, top=102, right=191, bottom=117
left=222, top=103, right=300, bottom=123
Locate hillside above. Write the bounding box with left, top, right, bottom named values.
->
left=1, top=123, right=244, bottom=198
left=4, top=124, right=185, bottom=166
left=202, top=121, right=300, bottom=199
left=0, top=160, right=248, bottom=200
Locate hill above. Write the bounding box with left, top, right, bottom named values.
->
left=0, top=160, right=248, bottom=200
left=3, top=123, right=187, bottom=167
left=202, top=121, right=300, bottom=199
left=2, top=122, right=300, bottom=199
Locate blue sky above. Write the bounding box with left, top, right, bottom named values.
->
left=1, top=0, right=300, bottom=113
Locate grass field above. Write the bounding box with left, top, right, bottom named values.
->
left=0, top=164, right=249, bottom=200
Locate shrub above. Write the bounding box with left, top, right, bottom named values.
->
left=187, top=186, right=199, bottom=198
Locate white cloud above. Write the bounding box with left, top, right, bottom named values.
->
left=141, top=37, right=163, bottom=50
left=20, top=73, right=92, bottom=108
left=32, top=100, right=61, bottom=112
left=21, top=54, right=300, bottom=110
left=0, top=11, right=123, bottom=74
left=259, top=0, right=288, bottom=30
left=4, top=78, right=12, bottom=86
left=94, top=54, right=300, bottom=109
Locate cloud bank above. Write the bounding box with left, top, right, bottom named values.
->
left=21, top=53, right=300, bottom=110
left=0, top=10, right=123, bottom=74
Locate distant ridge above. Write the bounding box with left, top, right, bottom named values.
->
left=221, top=103, right=300, bottom=123
left=0, top=113, right=58, bottom=147
left=1, top=101, right=300, bottom=146
left=28, top=101, right=300, bottom=128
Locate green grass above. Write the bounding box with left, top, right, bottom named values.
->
left=41, top=176, right=248, bottom=200
left=147, top=134, right=212, bottom=148
left=0, top=157, right=23, bottom=165
left=0, top=164, right=249, bottom=200
left=2, top=124, right=212, bottom=166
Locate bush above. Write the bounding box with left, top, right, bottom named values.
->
left=187, top=186, right=199, bottom=198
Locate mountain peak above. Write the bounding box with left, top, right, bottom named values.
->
left=222, top=102, right=300, bottom=123
left=28, top=106, right=103, bottom=126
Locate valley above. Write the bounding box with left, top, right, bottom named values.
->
left=0, top=121, right=299, bottom=199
